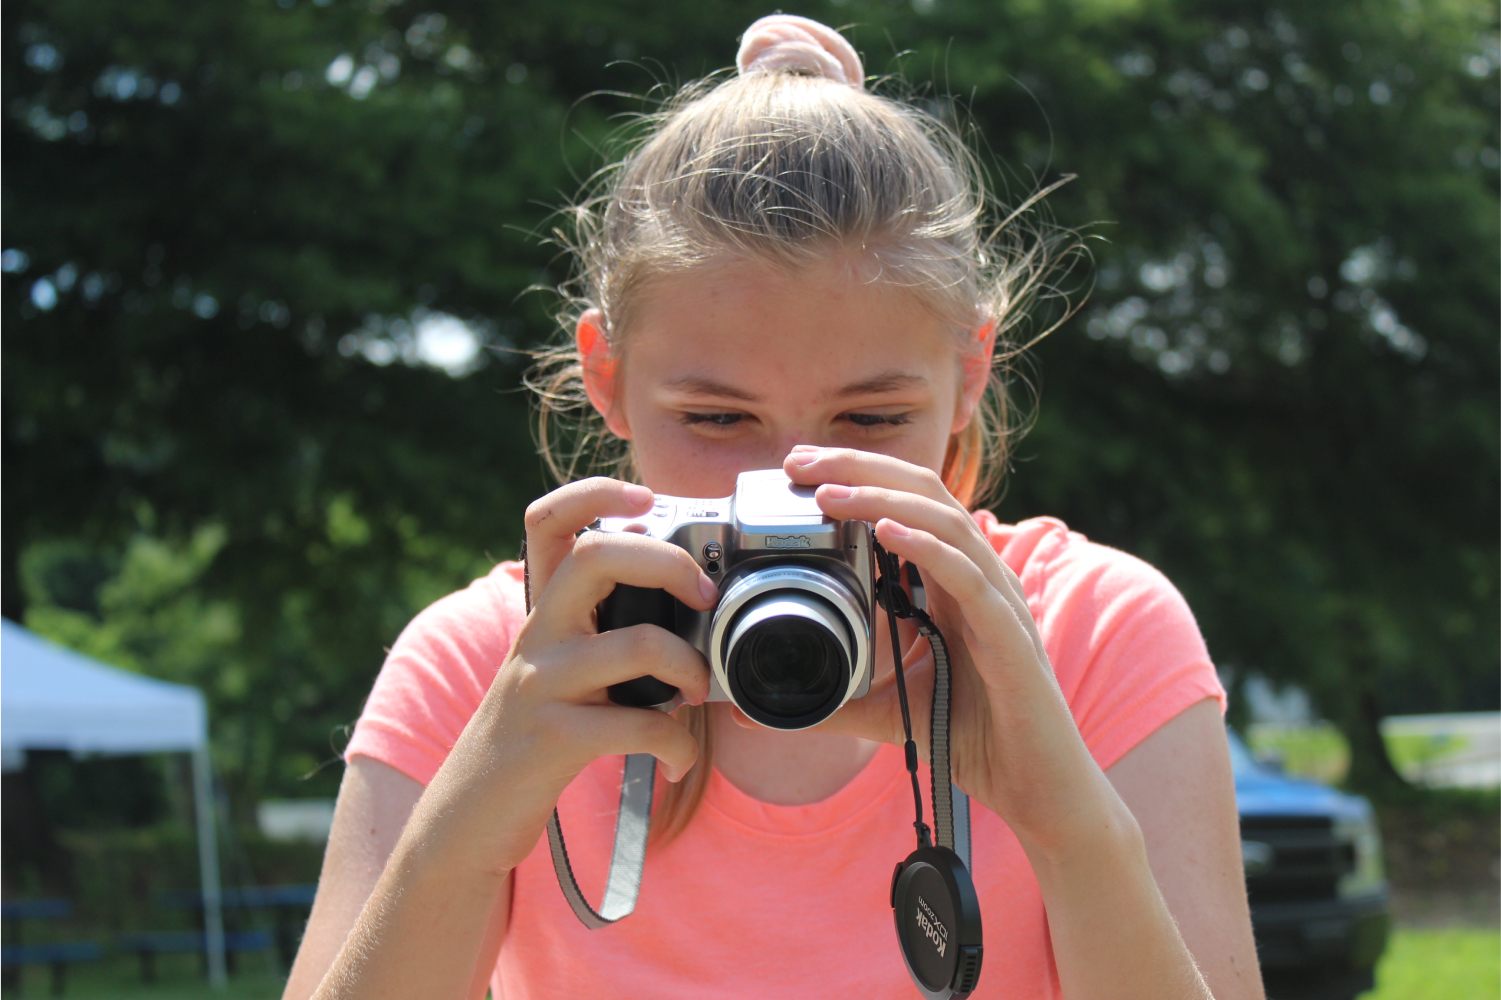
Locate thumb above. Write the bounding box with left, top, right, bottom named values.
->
left=805, top=677, right=909, bottom=747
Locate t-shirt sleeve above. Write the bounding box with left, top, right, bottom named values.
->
left=979, top=514, right=1225, bottom=772
left=344, top=562, right=528, bottom=786
left=1036, top=537, right=1225, bottom=770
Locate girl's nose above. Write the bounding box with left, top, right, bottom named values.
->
left=776, top=436, right=825, bottom=466
left=778, top=425, right=838, bottom=453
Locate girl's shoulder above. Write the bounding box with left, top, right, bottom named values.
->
left=972, top=511, right=1187, bottom=620
left=972, top=510, right=1224, bottom=769
left=406, top=560, right=529, bottom=641
left=344, top=561, right=528, bottom=785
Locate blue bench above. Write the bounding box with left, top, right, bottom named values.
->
left=0, top=900, right=71, bottom=922
left=1, top=899, right=102, bottom=997
left=117, top=929, right=272, bottom=982
left=158, top=884, right=316, bottom=971
left=1, top=941, right=103, bottom=997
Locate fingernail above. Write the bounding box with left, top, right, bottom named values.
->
left=789, top=451, right=819, bottom=466
left=884, top=520, right=911, bottom=537
left=822, top=484, right=855, bottom=499
left=623, top=483, right=652, bottom=506
left=699, top=574, right=718, bottom=605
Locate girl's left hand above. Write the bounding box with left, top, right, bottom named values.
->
left=783, top=445, right=1118, bottom=856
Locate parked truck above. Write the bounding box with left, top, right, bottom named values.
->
left=1230, top=729, right=1391, bottom=1000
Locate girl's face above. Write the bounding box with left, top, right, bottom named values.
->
left=579, top=260, right=991, bottom=500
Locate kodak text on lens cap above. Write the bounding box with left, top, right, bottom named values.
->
left=891, top=845, right=983, bottom=1000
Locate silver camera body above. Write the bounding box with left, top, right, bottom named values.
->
left=595, top=469, right=875, bottom=730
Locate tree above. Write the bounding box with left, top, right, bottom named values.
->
left=3, top=0, right=563, bottom=806
left=889, top=0, right=1501, bottom=793
left=4, top=0, right=1495, bottom=813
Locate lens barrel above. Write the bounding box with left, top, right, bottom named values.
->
left=709, top=563, right=870, bottom=731
left=724, top=593, right=852, bottom=729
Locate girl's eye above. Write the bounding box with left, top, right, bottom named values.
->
left=843, top=412, right=912, bottom=428
left=682, top=412, right=744, bottom=427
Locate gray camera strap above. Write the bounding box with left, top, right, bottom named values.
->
left=873, top=541, right=967, bottom=857
left=545, top=753, right=656, bottom=927
left=522, top=540, right=970, bottom=932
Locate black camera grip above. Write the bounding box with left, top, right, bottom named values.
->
left=598, top=584, right=682, bottom=708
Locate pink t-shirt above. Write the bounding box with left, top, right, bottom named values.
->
left=347, top=514, right=1225, bottom=999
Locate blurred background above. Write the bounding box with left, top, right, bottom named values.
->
left=2, top=0, right=1496, bottom=997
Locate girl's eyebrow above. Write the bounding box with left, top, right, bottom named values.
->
left=663, top=374, right=759, bottom=402
left=835, top=370, right=928, bottom=398
left=662, top=369, right=927, bottom=402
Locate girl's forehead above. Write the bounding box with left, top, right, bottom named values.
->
left=637, top=255, right=927, bottom=311
left=623, top=261, right=961, bottom=379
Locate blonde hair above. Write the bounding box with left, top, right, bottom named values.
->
left=525, top=42, right=1079, bottom=845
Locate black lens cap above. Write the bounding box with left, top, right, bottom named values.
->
left=891, top=846, right=983, bottom=1000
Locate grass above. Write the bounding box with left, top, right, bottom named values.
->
left=2, top=950, right=284, bottom=1000
left=4, top=930, right=1495, bottom=1000
left=1364, top=928, right=1501, bottom=1000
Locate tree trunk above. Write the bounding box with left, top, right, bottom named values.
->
left=1339, top=685, right=1412, bottom=800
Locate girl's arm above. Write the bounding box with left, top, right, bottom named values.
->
left=282, top=757, right=506, bottom=1000
left=1029, top=698, right=1262, bottom=1000
left=282, top=478, right=719, bottom=1000
left=788, top=446, right=1262, bottom=1000
left=305, top=766, right=513, bottom=1000
left=1107, top=699, right=1263, bottom=1000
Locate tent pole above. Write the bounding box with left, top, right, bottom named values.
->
left=192, top=745, right=227, bottom=989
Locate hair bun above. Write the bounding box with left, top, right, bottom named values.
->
left=736, top=15, right=863, bottom=89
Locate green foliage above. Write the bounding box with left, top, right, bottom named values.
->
left=1250, top=722, right=1497, bottom=790
left=2, top=751, right=176, bottom=900
left=4, top=795, right=323, bottom=939
left=22, top=527, right=244, bottom=695
left=875, top=0, right=1501, bottom=792
left=1, top=822, right=311, bottom=996
left=2, top=0, right=1496, bottom=827
left=1379, top=785, right=1501, bottom=891
left=56, top=823, right=323, bottom=928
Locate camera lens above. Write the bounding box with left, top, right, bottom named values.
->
left=724, top=593, right=852, bottom=729
left=736, top=621, right=842, bottom=717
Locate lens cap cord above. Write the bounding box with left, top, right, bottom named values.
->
left=526, top=535, right=982, bottom=997
left=873, top=538, right=985, bottom=1000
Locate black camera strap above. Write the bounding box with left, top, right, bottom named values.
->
left=873, top=539, right=985, bottom=1000
left=873, top=540, right=953, bottom=851
left=525, top=536, right=980, bottom=995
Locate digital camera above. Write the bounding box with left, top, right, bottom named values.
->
left=594, top=469, right=875, bottom=730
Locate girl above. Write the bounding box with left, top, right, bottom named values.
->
left=286, top=15, right=1263, bottom=1000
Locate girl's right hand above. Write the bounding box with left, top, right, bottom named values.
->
left=414, top=477, right=718, bottom=879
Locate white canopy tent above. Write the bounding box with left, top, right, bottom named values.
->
left=0, top=619, right=226, bottom=988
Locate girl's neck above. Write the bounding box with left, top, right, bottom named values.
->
left=708, top=702, right=881, bottom=806
left=708, top=589, right=923, bottom=806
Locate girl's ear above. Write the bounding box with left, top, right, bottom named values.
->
left=577, top=309, right=632, bottom=440
left=951, top=319, right=996, bottom=434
